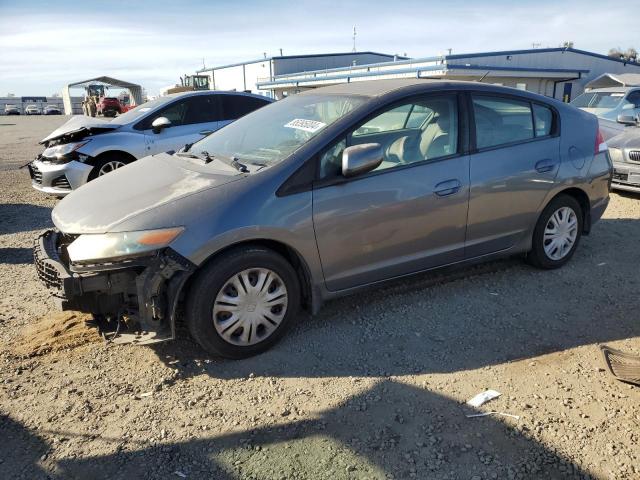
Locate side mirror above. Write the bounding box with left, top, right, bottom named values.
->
left=342, top=143, right=383, bottom=178
left=617, top=114, right=638, bottom=126
left=151, top=116, right=172, bottom=133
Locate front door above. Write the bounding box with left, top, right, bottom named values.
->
left=312, top=94, right=470, bottom=291
left=466, top=94, right=560, bottom=258
left=143, top=95, right=221, bottom=155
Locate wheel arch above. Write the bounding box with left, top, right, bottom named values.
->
left=179, top=238, right=316, bottom=315
left=550, top=187, right=592, bottom=234
left=89, top=149, right=137, bottom=166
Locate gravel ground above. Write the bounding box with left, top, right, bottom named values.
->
left=0, top=115, right=639, bottom=480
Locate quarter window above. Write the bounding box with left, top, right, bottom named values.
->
left=533, top=103, right=553, bottom=137
left=472, top=96, right=534, bottom=149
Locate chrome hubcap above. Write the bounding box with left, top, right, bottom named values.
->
left=213, top=268, right=288, bottom=346
left=544, top=206, right=578, bottom=260
left=98, top=160, right=126, bottom=176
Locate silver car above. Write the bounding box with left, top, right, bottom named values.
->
left=27, top=91, right=272, bottom=195
left=34, top=79, right=612, bottom=358
left=608, top=121, right=640, bottom=193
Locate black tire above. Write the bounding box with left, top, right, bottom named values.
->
left=186, top=246, right=301, bottom=359
left=527, top=194, right=583, bottom=269
left=88, top=153, right=131, bottom=181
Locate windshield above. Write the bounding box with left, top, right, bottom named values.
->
left=571, top=91, right=625, bottom=109
left=110, top=96, right=173, bottom=125
left=190, top=94, right=367, bottom=166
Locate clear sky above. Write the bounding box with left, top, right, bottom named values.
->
left=0, top=0, right=637, bottom=96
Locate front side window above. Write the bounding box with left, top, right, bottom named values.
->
left=472, top=96, right=534, bottom=149
left=570, top=91, right=624, bottom=109
left=320, top=95, right=459, bottom=178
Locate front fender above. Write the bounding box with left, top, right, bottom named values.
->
left=76, top=131, right=147, bottom=159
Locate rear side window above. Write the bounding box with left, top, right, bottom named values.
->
left=533, top=104, right=553, bottom=137
left=472, top=96, right=534, bottom=149
left=221, top=95, right=270, bottom=120
left=183, top=95, right=222, bottom=124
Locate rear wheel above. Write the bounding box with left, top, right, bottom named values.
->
left=88, top=153, right=131, bottom=180
left=527, top=194, right=583, bottom=269
left=186, top=246, right=300, bottom=359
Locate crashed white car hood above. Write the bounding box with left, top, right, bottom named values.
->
left=40, top=115, right=119, bottom=144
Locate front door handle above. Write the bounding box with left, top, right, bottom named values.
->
left=535, top=159, right=557, bottom=173
left=434, top=179, right=462, bottom=197
left=199, top=130, right=214, bottom=136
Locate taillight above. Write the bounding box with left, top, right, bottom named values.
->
left=595, top=127, right=607, bottom=154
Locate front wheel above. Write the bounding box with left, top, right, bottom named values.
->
left=527, top=195, right=583, bottom=269
left=186, top=246, right=301, bottom=359
left=88, top=154, right=130, bottom=180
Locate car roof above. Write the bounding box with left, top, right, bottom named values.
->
left=298, top=78, right=557, bottom=104
left=163, top=90, right=273, bottom=101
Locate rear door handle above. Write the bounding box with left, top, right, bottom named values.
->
left=199, top=130, right=214, bottom=136
left=434, top=179, right=462, bottom=197
left=535, top=159, right=557, bottom=173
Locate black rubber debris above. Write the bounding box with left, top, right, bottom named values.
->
left=600, top=345, right=640, bottom=386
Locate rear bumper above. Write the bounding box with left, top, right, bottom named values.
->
left=28, top=159, right=93, bottom=196
left=33, top=230, right=196, bottom=343
left=612, top=161, right=640, bottom=193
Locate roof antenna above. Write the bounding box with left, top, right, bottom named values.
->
left=478, top=71, right=490, bottom=82
left=352, top=25, right=357, bottom=53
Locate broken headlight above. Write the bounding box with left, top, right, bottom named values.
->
left=42, top=140, right=92, bottom=163
left=67, top=227, right=184, bottom=264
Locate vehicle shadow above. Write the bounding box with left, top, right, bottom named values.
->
left=152, top=217, right=640, bottom=381
left=6, top=381, right=592, bottom=480
left=0, top=247, right=34, bottom=264
left=0, top=203, right=52, bottom=235
left=0, top=414, right=51, bottom=479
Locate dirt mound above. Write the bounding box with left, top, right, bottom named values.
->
left=13, top=312, right=101, bottom=357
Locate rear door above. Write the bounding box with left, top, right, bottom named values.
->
left=142, top=94, right=222, bottom=155
left=465, top=94, right=560, bottom=257
left=312, top=94, right=470, bottom=291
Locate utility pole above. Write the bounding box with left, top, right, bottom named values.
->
left=201, top=57, right=206, bottom=69
left=352, top=25, right=357, bottom=53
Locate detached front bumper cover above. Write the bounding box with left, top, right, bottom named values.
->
left=34, top=230, right=196, bottom=344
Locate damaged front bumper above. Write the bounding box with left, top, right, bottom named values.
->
left=27, top=158, right=93, bottom=196
left=33, top=230, right=196, bottom=344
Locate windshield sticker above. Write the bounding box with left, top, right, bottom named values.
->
left=284, top=119, right=326, bottom=133
left=138, top=107, right=151, bottom=112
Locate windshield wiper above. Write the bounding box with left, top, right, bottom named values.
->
left=230, top=156, right=249, bottom=173
left=175, top=151, right=199, bottom=159
left=201, top=151, right=215, bottom=164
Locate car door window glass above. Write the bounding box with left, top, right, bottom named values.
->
left=532, top=103, right=553, bottom=137
left=138, top=100, right=189, bottom=130
left=320, top=96, right=458, bottom=178
left=472, top=96, right=534, bottom=149
left=624, top=91, right=640, bottom=108
left=183, top=95, right=221, bottom=124
left=221, top=95, right=270, bottom=120
left=353, top=104, right=412, bottom=136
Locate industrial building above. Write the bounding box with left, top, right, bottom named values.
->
left=196, top=52, right=407, bottom=96
left=249, top=47, right=640, bottom=100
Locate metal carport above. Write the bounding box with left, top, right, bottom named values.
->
left=586, top=73, right=640, bottom=89
left=61, top=76, right=143, bottom=115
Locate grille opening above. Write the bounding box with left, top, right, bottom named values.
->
left=629, top=151, right=640, bottom=163
left=52, top=174, right=71, bottom=189
left=30, top=164, right=43, bottom=184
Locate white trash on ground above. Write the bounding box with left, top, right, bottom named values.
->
left=466, top=389, right=501, bottom=407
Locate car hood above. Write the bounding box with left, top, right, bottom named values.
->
left=52, top=153, right=241, bottom=234
left=40, top=115, right=119, bottom=145
left=608, top=127, right=640, bottom=149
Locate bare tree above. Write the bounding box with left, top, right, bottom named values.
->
left=609, top=47, right=637, bottom=62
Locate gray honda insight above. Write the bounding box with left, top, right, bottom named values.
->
left=34, top=79, right=612, bottom=358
